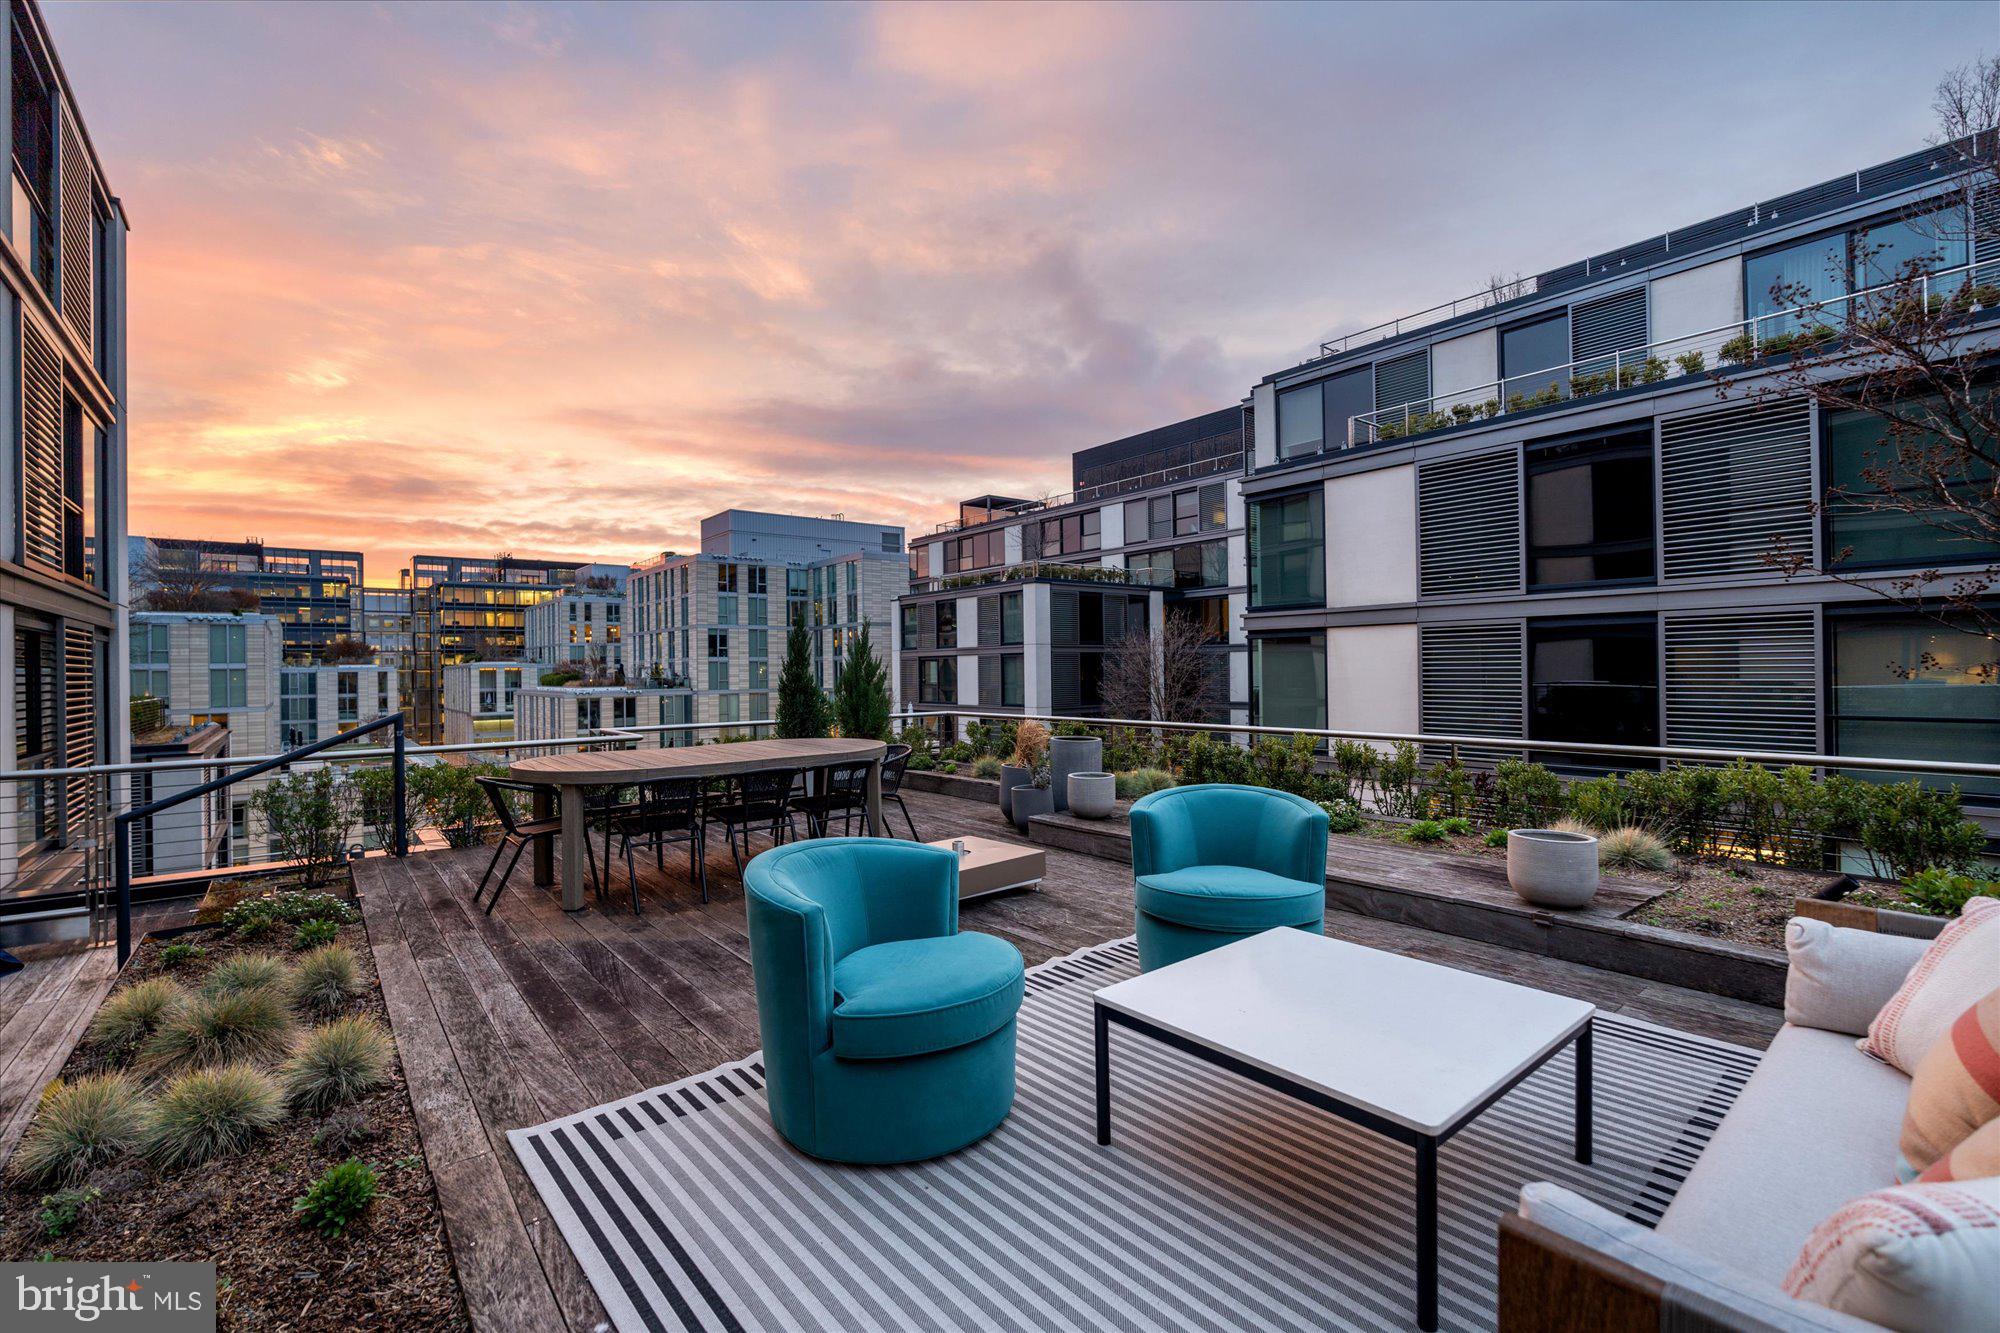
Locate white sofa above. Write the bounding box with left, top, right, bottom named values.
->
left=1499, top=918, right=1933, bottom=1332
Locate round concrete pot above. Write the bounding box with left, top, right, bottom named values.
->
left=1507, top=829, right=1600, bottom=909
left=998, top=764, right=1030, bottom=819
left=1048, top=736, right=1102, bottom=814
left=1010, top=784, right=1053, bottom=832
left=1067, top=772, right=1116, bottom=819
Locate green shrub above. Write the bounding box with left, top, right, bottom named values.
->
left=1318, top=799, right=1365, bottom=834
left=221, top=890, right=359, bottom=937
left=289, top=945, right=364, bottom=1018
left=1492, top=760, right=1563, bottom=831
left=1564, top=775, right=1628, bottom=832
left=972, top=756, right=1002, bottom=780
left=1377, top=742, right=1424, bottom=819
left=294, top=1159, right=378, bottom=1238
left=1673, top=350, right=1706, bottom=375
left=1115, top=768, right=1176, bottom=799
left=37, top=1186, right=101, bottom=1238
left=1900, top=868, right=2000, bottom=918
left=83, top=979, right=187, bottom=1067
left=1855, top=780, right=1987, bottom=881
left=408, top=761, right=505, bottom=849
left=146, top=1064, right=286, bottom=1168
left=1598, top=825, right=1675, bottom=873
left=202, top=953, right=292, bottom=998
left=1625, top=766, right=1726, bottom=857
left=248, top=768, right=356, bottom=889
left=1426, top=760, right=1473, bottom=819
left=292, top=919, right=340, bottom=951
left=348, top=765, right=401, bottom=851
left=142, top=988, right=297, bottom=1074
left=1404, top=820, right=1447, bottom=844
left=1439, top=816, right=1473, bottom=837
left=1330, top=739, right=1379, bottom=802
left=8, top=1074, right=151, bottom=1188
left=158, top=942, right=205, bottom=970
left=1484, top=828, right=1509, bottom=848
left=282, top=1017, right=394, bottom=1113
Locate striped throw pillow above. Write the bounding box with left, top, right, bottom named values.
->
left=1784, top=1177, right=2000, bottom=1330
left=1898, top=988, right=2000, bottom=1182
left=1918, top=1116, right=2000, bottom=1184
left=1862, top=896, right=2000, bottom=1076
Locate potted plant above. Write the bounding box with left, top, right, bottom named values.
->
left=1067, top=771, right=1116, bottom=819
left=1011, top=763, right=1054, bottom=831
left=999, top=720, right=1049, bottom=819
left=1048, top=732, right=1103, bottom=813
left=1506, top=827, right=1600, bottom=908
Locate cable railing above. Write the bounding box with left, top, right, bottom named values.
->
left=930, top=452, right=1244, bottom=535
left=1342, top=256, right=2000, bottom=448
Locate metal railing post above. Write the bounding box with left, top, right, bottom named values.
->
left=112, top=813, right=132, bottom=966
left=392, top=715, right=408, bottom=858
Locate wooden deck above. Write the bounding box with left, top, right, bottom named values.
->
left=0, top=942, right=120, bottom=1163
left=351, top=786, right=1783, bottom=1333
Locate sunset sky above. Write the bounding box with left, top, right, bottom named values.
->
left=44, top=0, right=1992, bottom=583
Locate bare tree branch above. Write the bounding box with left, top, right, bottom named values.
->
left=1099, top=607, right=1225, bottom=723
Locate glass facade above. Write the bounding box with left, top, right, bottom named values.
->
left=1825, top=401, right=2000, bottom=568
left=1528, top=617, right=1658, bottom=768
left=1745, top=232, right=1848, bottom=333
left=1277, top=381, right=1322, bottom=458
left=1501, top=311, right=1569, bottom=402
left=1526, top=430, right=1654, bottom=588
left=1831, top=612, right=2000, bottom=797
left=1252, top=636, right=1326, bottom=730
left=1248, top=490, right=1323, bottom=609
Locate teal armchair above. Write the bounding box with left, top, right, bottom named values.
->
left=1128, top=784, right=1329, bottom=970
left=745, top=838, right=1024, bottom=1163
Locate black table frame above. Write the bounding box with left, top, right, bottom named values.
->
left=1093, top=1002, right=1592, bottom=1331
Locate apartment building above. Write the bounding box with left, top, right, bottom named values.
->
left=1239, top=140, right=2000, bottom=806
left=439, top=661, right=525, bottom=750
left=129, top=536, right=362, bottom=663
left=128, top=612, right=284, bottom=864
left=900, top=408, right=1248, bottom=724
left=626, top=511, right=909, bottom=726
left=355, top=584, right=414, bottom=711
left=893, top=573, right=1163, bottom=724
left=404, top=555, right=581, bottom=742
left=513, top=683, right=694, bottom=749
left=0, top=0, right=130, bottom=896
left=277, top=662, right=401, bottom=749
left=525, top=587, right=624, bottom=676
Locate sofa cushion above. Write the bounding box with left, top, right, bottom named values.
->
left=1135, top=866, right=1324, bottom=932
left=1864, top=896, right=2000, bottom=1075
left=1784, top=1177, right=2000, bottom=1332
left=1785, top=918, right=1929, bottom=1038
left=1519, top=1184, right=1877, bottom=1331
left=1899, top=988, right=2000, bottom=1182
left=831, top=932, right=1023, bottom=1061
left=1657, top=1024, right=1909, bottom=1285
left=1919, top=1115, right=2000, bottom=1183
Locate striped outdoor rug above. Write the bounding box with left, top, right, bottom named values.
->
left=511, top=936, right=1758, bottom=1333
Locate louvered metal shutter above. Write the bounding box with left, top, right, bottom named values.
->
left=1659, top=399, right=1814, bottom=581
left=1374, top=349, right=1429, bottom=411
left=1420, top=621, right=1524, bottom=764
left=1198, top=482, right=1227, bottom=532
left=62, top=624, right=97, bottom=834
left=58, top=111, right=93, bottom=347
left=20, top=320, right=65, bottom=571
left=1662, top=609, right=1819, bottom=755
left=978, top=595, right=1000, bottom=647
left=1051, top=652, right=1082, bottom=713
left=1570, top=287, right=1647, bottom=362
left=900, top=657, right=917, bottom=706
left=1050, top=591, right=1078, bottom=647
left=1103, top=595, right=1126, bottom=644
left=916, top=602, right=936, bottom=650
left=978, top=655, right=1000, bottom=705
left=1418, top=450, right=1522, bottom=597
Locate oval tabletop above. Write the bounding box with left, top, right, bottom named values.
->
left=509, top=736, right=888, bottom=786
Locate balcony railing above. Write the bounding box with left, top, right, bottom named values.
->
left=930, top=452, right=1243, bottom=534
left=1338, top=257, right=2000, bottom=450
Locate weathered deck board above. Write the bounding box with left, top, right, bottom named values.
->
left=354, top=786, right=1784, bottom=1332
left=0, top=943, right=120, bottom=1164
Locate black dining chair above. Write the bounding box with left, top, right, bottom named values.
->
left=880, top=744, right=921, bottom=840
left=473, top=776, right=600, bottom=914
left=792, top=762, right=870, bottom=838
left=707, top=769, right=800, bottom=871
left=609, top=777, right=707, bottom=907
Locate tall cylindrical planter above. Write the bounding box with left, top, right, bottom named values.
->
left=1507, top=829, right=1600, bottom=909
left=1067, top=772, right=1116, bottom=819
left=1048, top=736, right=1102, bottom=814
left=1011, top=785, right=1053, bottom=832
left=998, top=764, right=1030, bottom=819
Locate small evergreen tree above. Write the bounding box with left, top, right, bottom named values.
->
left=832, top=623, right=892, bottom=741
left=775, top=610, right=828, bottom=738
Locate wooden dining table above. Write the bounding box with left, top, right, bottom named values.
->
left=509, top=736, right=890, bottom=911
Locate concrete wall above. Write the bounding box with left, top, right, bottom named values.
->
left=1251, top=382, right=1277, bottom=468
left=1324, top=464, right=1418, bottom=608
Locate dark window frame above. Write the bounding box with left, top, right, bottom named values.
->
left=1524, top=426, right=1657, bottom=593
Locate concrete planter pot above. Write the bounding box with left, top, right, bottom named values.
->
left=998, top=764, right=1030, bottom=819
left=1010, top=785, right=1053, bottom=832
left=1067, top=772, right=1116, bottom=820
left=1048, top=736, right=1102, bottom=813
left=1507, top=829, right=1600, bottom=909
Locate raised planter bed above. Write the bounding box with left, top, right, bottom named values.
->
left=902, top=770, right=1001, bottom=803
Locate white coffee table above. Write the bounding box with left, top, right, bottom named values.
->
left=1092, top=928, right=1595, bottom=1331
left=925, top=835, right=1044, bottom=901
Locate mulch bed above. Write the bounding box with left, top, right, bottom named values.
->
left=0, top=894, right=470, bottom=1331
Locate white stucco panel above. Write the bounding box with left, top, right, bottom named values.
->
left=1327, top=624, right=1419, bottom=747
left=1324, top=465, right=1418, bottom=608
